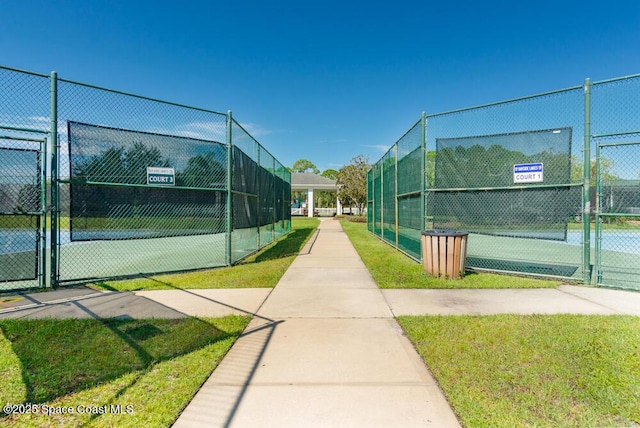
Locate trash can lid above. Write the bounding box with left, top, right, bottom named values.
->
left=421, top=229, right=468, bottom=237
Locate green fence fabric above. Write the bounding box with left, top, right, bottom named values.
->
left=0, top=65, right=290, bottom=290
left=68, top=122, right=227, bottom=242
left=431, top=127, right=577, bottom=241
left=369, top=75, right=640, bottom=289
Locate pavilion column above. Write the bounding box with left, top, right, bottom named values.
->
left=307, top=188, right=314, bottom=218
left=336, top=196, right=342, bottom=215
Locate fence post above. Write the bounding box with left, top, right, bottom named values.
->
left=394, top=143, right=399, bottom=248
left=49, top=71, right=58, bottom=288
left=272, top=157, right=276, bottom=242
left=582, top=78, right=592, bottom=284
left=370, top=167, right=375, bottom=232
left=226, top=110, right=233, bottom=266
left=421, top=112, right=427, bottom=238
left=593, top=140, right=602, bottom=286
left=40, top=137, right=48, bottom=288
left=256, top=145, right=261, bottom=250
left=380, top=153, right=384, bottom=240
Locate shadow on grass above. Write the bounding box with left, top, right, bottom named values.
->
left=247, top=225, right=317, bottom=263
left=92, top=281, right=119, bottom=291
left=86, top=224, right=318, bottom=292
left=0, top=316, right=241, bottom=406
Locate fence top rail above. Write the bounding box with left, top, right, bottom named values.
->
left=0, top=125, right=49, bottom=135
left=425, top=84, right=583, bottom=119
left=0, top=64, right=49, bottom=78
left=592, top=73, right=640, bottom=86
left=58, top=76, right=227, bottom=116
left=593, top=130, right=640, bottom=140
left=231, top=118, right=282, bottom=169
left=231, top=118, right=259, bottom=145
left=596, top=140, right=640, bottom=148
left=377, top=118, right=423, bottom=161
left=0, top=135, right=46, bottom=143
left=67, top=120, right=223, bottom=144
left=1, top=65, right=231, bottom=119
left=428, top=182, right=582, bottom=192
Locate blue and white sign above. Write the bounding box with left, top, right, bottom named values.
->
left=147, top=167, right=175, bottom=185
left=513, top=163, right=543, bottom=183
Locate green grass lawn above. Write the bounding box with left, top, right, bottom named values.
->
left=0, top=315, right=250, bottom=427
left=342, top=220, right=639, bottom=426
left=89, top=218, right=320, bottom=292
left=3, top=217, right=635, bottom=427
left=398, top=314, right=640, bottom=428
left=0, top=218, right=321, bottom=426
left=340, top=221, right=560, bottom=289
left=568, top=220, right=640, bottom=230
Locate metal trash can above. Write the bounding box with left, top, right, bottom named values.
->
left=421, top=230, right=469, bottom=279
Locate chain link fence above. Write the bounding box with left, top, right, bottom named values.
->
left=0, top=65, right=290, bottom=290
left=367, top=120, right=424, bottom=259
left=592, top=75, right=640, bottom=290
left=0, top=67, right=50, bottom=291
left=369, top=74, right=640, bottom=289
left=230, top=120, right=291, bottom=263
left=595, top=139, right=640, bottom=290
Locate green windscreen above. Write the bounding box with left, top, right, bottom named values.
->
left=433, top=128, right=576, bottom=241
left=68, top=121, right=227, bottom=241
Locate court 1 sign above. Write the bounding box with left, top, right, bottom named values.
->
left=513, top=163, right=543, bottom=183
left=147, top=167, right=175, bottom=185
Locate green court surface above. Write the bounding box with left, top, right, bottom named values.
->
left=58, top=233, right=228, bottom=282
left=57, top=228, right=269, bottom=283
left=378, top=226, right=640, bottom=289
left=1, top=226, right=288, bottom=289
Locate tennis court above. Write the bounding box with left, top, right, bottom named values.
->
left=0, top=65, right=291, bottom=291
left=369, top=75, right=640, bottom=290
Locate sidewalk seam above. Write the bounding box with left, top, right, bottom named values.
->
left=557, top=286, right=624, bottom=314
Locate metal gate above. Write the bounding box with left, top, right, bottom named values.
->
left=594, top=138, right=640, bottom=290
left=0, top=131, right=47, bottom=290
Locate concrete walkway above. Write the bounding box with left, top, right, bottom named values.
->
left=174, top=219, right=462, bottom=427
left=2, top=219, right=640, bottom=427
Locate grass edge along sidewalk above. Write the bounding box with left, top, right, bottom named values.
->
left=90, top=218, right=320, bottom=292
left=0, top=218, right=320, bottom=426
left=0, top=315, right=251, bottom=427
left=398, top=314, right=640, bottom=428
left=339, top=220, right=560, bottom=289
left=340, top=220, right=639, bottom=427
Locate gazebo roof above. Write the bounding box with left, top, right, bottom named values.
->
left=291, top=172, right=338, bottom=191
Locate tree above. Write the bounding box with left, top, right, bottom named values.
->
left=177, top=151, right=226, bottom=188
left=336, top=155, right=370, bottom=214
left=73, top=142, right=172, bottom=218
left=321, top=169, right=338, bottom=180
left=570, top=156, right=617, bottom=183
left=17, top=184, right=40, bottom=212
left=292, top=159, right=319, bottom=174
left=435, top=144, right=572, bottom=188
left=314, top=169, right=339, bottom=209
left=75, top=146, right=126, bottom=182
left=123, top=142, right=169, bottom=183
left=75, top=142, right=170, bottom=184
left=426, top=150, right=436, bottom=187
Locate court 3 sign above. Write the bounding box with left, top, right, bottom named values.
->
left=147, top=167, right=175, bottom=185
left=513, top=163, right=543, bottom=183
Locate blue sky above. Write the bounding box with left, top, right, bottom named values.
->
left=2, top=0, right=640, bottom=172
